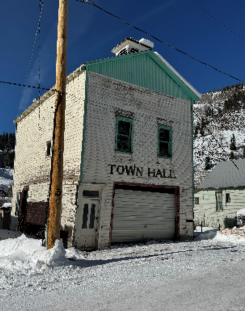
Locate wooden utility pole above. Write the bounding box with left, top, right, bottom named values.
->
left=47, top=0, right=69, bottom=249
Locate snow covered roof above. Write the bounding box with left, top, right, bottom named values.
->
left=198, top=158, right=245, bottom=189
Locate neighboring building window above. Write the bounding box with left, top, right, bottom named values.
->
left=158, top=125, right=172, bottom=158
left=194, top=197, right=199, bottom=204
left=115, top=116, right=133, bottom=154
left=216, top=192, right=223, bottom=211
left=46, top=141, right=51, bottom=156
left=226, top=193, right=231, bottom=203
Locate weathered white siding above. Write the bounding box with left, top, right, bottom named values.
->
left=194, top=188, right=245, bottom=228
left=81, top=72, right=194, bottom=248
left=12, top=72, right=86, bottom=245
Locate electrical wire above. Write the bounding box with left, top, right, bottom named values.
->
left=19, top=0, right=46, bottom=108
left=189, top=0, right=245, bottom=43
left=75, top=0, right=244, bottom=84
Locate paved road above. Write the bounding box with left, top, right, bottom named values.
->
left=1, top=240, right=245, bottom=311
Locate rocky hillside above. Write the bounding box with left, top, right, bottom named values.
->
left=194, top=83, right=245, bottom=186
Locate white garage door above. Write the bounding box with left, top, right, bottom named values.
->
left=112, top=188, right=176, bottom=243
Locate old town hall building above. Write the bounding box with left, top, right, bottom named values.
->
left=12, top=38, right=200, bottom=250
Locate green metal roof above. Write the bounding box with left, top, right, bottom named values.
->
left=81, top=50, right=200, bottom=102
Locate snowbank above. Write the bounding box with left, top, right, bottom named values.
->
left=194, top=226, right=245, bottom=245
left=0, top=234, right=68, bottom=272
left=237, top=208, right=245, bottom=216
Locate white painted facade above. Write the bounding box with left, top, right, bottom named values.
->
left=76, top=72, right=194, bottom=249
left=12, top=50, right=197, bottom=250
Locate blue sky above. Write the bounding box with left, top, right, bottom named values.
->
left=1, top=0, right=244, bottom=134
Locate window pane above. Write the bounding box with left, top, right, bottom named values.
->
left=89, top=204, right=96, bottom=229
left=83, top=191, right=99, bottom=198
left=159, top=142, right=169, bottom=156
left=159, top=128, right=169, bottom=142
left=47, top=141, right=51, bottom=156
left=82, top=204, right=88, bottom=229
left=118, top=120, right=130, bottom=136
left=117, top=135, right=131, bottom=152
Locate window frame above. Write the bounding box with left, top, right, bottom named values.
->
left=46, top=140, right=52, bottom=157
left=115, top=116, right=134, bottom=154
left=215, top=191, right=223, bottom=211
left=158, top=124, right=172, bottom=158
left=226, top=193, right=231, bottom=203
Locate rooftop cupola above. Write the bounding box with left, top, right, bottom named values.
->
left=111, top=37, right=154, bottom=56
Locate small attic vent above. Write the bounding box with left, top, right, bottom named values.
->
left=111, top=37, right=154, bottom=56
left=118, top=47, right=139, bottom=56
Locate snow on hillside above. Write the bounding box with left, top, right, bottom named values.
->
left=0, top=168, right=13, bottom=193
left=194, top=86, right=245, bottom=186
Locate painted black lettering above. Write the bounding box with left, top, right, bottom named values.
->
left=163, top=169, right=170, bottom=178
left=136, top=167, right=143, bottom=177
left=170, top=170, right=176, bottom=178
left=148, top=168, right=155, bottom=177
left=156, top=169, right=163, bottom=178
left=108, top=165, right=116, bottom=174
left=117, top=165, right=125, bottom=175
left=125, top=165, right=136, bottom=176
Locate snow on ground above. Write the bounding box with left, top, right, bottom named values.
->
left=237, top=208, right=245, bottom=216
left=1, top=228, right=245, bottom=310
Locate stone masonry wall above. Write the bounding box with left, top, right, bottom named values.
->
left=12, top=72, right=86, bottom=245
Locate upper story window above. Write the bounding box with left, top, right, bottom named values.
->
left=226, top=193, right=231, bottom=203
left=158, top=125, right=172, bottom=158
left=194, top=197, right=199, bottom=204
left=115, top=116, right=133, bottom=154
left=46, top=140, right=51, bottom=157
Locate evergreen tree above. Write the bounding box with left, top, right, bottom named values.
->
left=230, top=134, right=236, bottom=151
left=205, top=156, right=211, bottom=170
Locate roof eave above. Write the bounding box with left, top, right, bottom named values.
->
left=14, top=67, right=85, bottom=124
left=154, top=51, right=201, bottom=102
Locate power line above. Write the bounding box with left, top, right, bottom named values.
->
left=38, top=0, right=44, bottom=109
left=189, top=0, right=245, bottom=43
left=75, top=0, right=245, bottom=84
left=0, top=80, right=54, bottom=92
left=19, top=0, right=46, bottom=107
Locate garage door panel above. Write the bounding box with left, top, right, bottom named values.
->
left=113, top=211, right=174, bottom=217
left=113, top=209, right=175, bottom=217
left=112, top=188, right=176, bottom=243
left=112, top=230, right=175, bottom=243
left=113, top=214, right=175, bottom=223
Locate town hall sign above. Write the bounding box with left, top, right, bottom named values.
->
left=108, top=164, right=176, bottom=179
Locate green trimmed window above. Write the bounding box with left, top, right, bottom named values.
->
left=115, top=116, right=133, bottom=154
left=158, top=125, right=172, bottom=158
